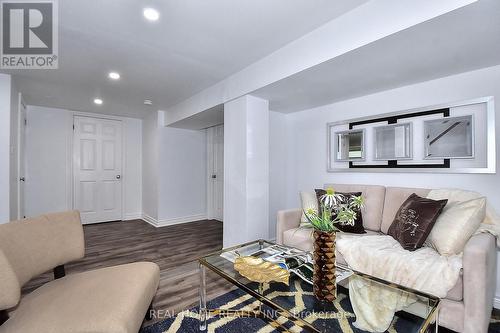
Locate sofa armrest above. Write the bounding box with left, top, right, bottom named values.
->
left=276, top=209, right=302, bottom=245
left=463, top=233, right=497, bottom=333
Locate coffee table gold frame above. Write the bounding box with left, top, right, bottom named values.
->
left=198, top=239, right=440, bottom=333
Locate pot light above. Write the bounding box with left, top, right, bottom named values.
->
left=143, top=8, right=159, bottom=21
left=94, top=98, right=103, bottom=105
left=108, top=72, right=120, bottom=80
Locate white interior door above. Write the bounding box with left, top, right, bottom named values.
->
left=17, top=96, right=26, bottom=219
left=207, top=125, right=224, bottom=221
left=73, top=116, right=123, bottom=224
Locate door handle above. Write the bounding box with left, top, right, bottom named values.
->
left=19, top=177, right=25, bottom=182
left=116, top=175, right=121, bottom=179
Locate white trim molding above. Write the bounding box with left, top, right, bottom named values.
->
left=123, top=213, right=143, bottom=221
left=141, top=213, right=207, bottom=228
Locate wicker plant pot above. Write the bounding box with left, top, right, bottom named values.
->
left=313, top=230, right=336, bottom=302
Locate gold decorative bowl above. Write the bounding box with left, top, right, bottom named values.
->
left=234, top=256, right=289, bottom=285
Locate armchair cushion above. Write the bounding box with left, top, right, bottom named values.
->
left=0, top=250, right=20, bottom=310
left=0, top=262, right=160, bottom=333
left=0, top=211, right=84, bottom=286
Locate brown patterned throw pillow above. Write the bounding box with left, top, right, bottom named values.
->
left=315, top=189, right=366, bottom=234
left=388, top=193, right=448, bottom=251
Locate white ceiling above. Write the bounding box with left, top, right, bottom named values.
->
left=2, top=0, right=369, bottom=118
left=253, top=0, right=500, bottom=113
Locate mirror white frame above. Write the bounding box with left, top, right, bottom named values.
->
left=327, top=96, right=495, bottom=174
left=373, top=123, right=413, bottom=160
left=333, top=129, right=365, bottom=162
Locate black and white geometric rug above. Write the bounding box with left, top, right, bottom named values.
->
left=141, top=279, right=500, bottom=333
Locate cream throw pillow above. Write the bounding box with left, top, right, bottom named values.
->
left=426, top=196, right=486, bottom=256
left=300, top=191, right=318, bottom=226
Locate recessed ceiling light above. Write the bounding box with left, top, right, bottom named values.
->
left=94, top=98, right=103, bottom=105
left=143, top=8, right=159, bottom=21
left=108, top=72, right=120, bottom=80
left=144, top=99, right=153, bottom=106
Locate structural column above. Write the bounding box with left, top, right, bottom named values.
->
left=223, top=95, right=269, bottom=247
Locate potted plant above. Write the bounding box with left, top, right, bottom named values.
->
left=303, top=188, right=364, bottom=302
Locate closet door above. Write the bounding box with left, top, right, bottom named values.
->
left=74, top=116, right=123, bottom=224
left=207, top=125, right=224, bottom=221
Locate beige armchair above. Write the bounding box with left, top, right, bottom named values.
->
left=0, top=211, right=160, bottom=333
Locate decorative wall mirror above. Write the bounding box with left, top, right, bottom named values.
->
left=424, top=115, right=474, bottom=159
left=334, top=129, right=365, bottom=161
left=373, top=123, right=412, bottom=160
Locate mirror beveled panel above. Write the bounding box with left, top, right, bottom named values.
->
left=334, top=129, right=365, bottom=162
left=424, top=115, right=474, bottom=159
left=374, top=123, right=412, bottom=160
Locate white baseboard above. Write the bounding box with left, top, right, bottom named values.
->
left=141, top=213, right=207, bottom=228
left=123, top=212, right=143, bottom=221
left=494, top=297, right=500, bottom=309
left=141, top=213, right=158, bottom=227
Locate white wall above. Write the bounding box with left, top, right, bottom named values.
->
left=158, top=126, right=207, bottom=222
left=0, top=74, right=11, bottom=223
left=142, top=111, right=159, bottom=220
left=24, top=106, right=206, bottom=227
left=25, top=106, right=143, bottom=219
left=142, top=111, right=208, bottom=225
left=9, top=80, right=19, bottom=221
left=124, top=117, right=143, bottom=219
left=269, top=111, right=288, bottom=240
left=276, top=65, right=500, bottom=302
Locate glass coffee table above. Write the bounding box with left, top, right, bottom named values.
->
left=199, top=240, right=439, bottom=333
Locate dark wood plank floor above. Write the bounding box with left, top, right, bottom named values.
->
left=23, top=219, right=234, bottom=325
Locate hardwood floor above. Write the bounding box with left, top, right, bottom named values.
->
left=23, top=219, right=234, bottom=325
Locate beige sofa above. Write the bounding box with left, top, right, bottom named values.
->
left=0, top=211, right=160, bottom=333
left=277, top=184, right=497, bottom=333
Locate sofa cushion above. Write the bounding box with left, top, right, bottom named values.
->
left=381, top=187, right=431, bottom=233
left=439, top=299, right=465, bottom=333
left=324, top=184, right=386, bottom=232
left=0, top=262, right=160, bottom=333
left=387, top=193, right=448, bottom=251
left=426, top=190, right=487, bottom=255
left=315, top=189, right=366, bottom=234
left=446, top=272, right=463, bottom=301
left=300, top=191, right=318, bottom=225
left=283, top=228, right=314, bottom=252
left=282, top=228, right=380, bottom=258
